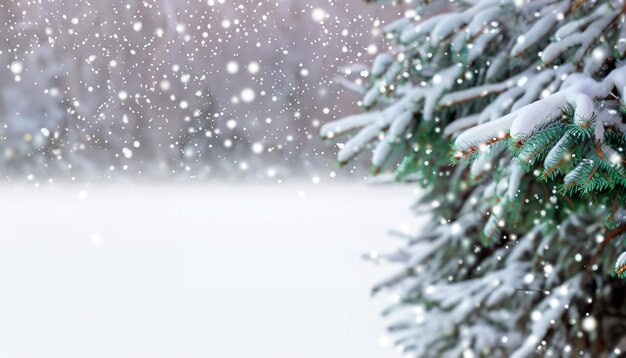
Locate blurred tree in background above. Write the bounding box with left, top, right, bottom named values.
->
left=0, top=0, right=397, bottom=181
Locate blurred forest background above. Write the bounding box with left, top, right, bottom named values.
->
left=0, top=3, right=418, bottom=357
left=0, top=0, right=403, bottom=182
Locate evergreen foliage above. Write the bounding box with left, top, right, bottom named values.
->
left=324, top=0, right=626, bottom=356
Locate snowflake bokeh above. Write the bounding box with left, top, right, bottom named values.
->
left=0, top=0, right=404, bottom=182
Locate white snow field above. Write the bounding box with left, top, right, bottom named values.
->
left=0, top=183, right=419, bottom=358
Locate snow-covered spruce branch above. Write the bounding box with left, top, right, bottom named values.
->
left=453, top=64, right=626, bottom=157
left=326, top=0, right=626, bottom=356
left=323, top=0, right=626, bottom=169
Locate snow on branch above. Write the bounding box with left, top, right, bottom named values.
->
left=454, top=65, right=626, bottom=155
left=326, top=0, right=626, bottom=355
left=327, top=0, right=626, bottom=171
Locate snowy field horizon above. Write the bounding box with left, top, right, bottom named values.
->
left=0, top=182, right=418, bottom=358
left=0, top=1, right=423, bottom=356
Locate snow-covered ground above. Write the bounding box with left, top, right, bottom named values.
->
left=0, top=183, right=419, bottom=358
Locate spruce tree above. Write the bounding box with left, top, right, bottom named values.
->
left=323, top=1, right=626, bottom=356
